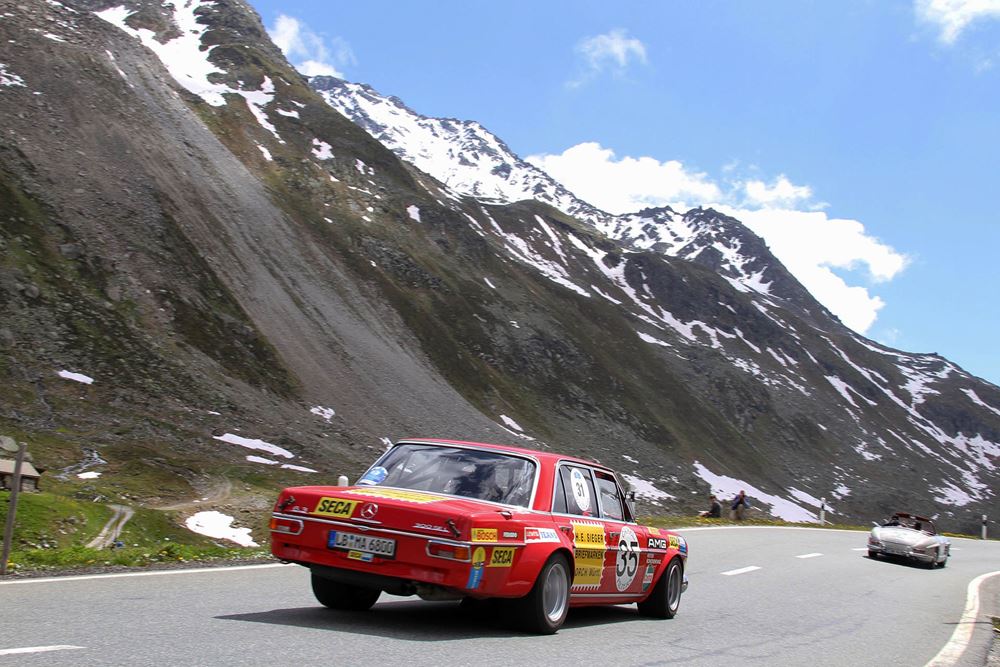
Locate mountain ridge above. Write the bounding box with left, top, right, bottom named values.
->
left=0, top=0, right=996, bottom=535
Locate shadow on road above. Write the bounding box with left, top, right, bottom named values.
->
left=865, top=554, right=945, bottom=570
left=216, top=599, right=654, bottom=639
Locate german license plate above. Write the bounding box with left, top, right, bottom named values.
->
left=328, top=531, right=396, bottom=559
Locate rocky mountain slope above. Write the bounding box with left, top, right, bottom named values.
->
left=0, top=0, right=997, bottom=533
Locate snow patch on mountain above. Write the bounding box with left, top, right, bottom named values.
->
left=96, top=3, right=284, bottom=142
left=963, top=388, right=1000, bottom=418
left=693, top=461, right=818, bottom=522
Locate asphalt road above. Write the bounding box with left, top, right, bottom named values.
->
left=1, top=527, right=997, bottom=666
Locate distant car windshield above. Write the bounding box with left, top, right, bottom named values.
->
left=357, top=444, right=536, bottom=508
left=884, top=514, right=935, bottom=534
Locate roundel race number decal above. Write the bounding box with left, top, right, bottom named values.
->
left=615, top=526, right=640, bottom=591
left=570, top=468, right=591, bottom=513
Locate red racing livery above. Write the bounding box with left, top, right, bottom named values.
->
left=270, top=439, right=689, bottom=633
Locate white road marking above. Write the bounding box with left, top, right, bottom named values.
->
left=0, top=645, right=84, bottom=656
left=0, top=563, right=289, bottom=586
left=851, top=547, right=868, bottom=551
left=924, top=570, right=1000, bottom=667
left=722, top=566, right=761, bottom=576
left=796, top=553, right=823, bottom=559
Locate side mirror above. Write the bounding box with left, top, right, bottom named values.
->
left=626, top=490, right=637, bottom=516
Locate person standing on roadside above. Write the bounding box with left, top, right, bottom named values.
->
left=730, top=490, right=750, bottom=520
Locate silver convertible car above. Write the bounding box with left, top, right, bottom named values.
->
left=867, top=512, right=950, bottom=568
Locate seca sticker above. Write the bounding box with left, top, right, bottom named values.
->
left=615, top=525, right=640, bottom=591
left=488, top=547, right=515, bottom=567
left=570, top=468, right=591, bottom=513
left=313, top=498, right=359, bottom=518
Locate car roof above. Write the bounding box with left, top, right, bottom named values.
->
left=398, top=438, right=612, bottom=471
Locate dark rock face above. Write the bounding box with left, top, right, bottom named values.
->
left=0, top=0, right=996, bottom=531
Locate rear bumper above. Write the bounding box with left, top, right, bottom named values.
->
left=271, top=512, right=534, bottom=597
left=869, top=543, right=936, bottom=563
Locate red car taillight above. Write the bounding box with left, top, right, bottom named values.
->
left=427, top=541, right=471, bottom=562
left=270, top=516, right=303, bottom=535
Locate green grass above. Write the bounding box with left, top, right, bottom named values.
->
left=1, top=490, right=113, bottom=549
left=6, top=543, right=270, bottom=573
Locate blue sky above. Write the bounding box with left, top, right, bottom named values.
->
left=250, top=0, right=1000, bottom=386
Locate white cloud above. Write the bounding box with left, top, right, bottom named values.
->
left=268, top=14, right=355, bottom=78
left=570, top=29, right=647, bottom=86
left=741, top=175, right=814, bottom=209
left=715, top=207, right=909, bottom=332
left=526, top=142, right=720, bottom=213
left=528, top=141, right=910, bottom=334
left=915, top=0, right=1000, bottom=43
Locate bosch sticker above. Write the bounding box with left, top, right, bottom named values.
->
left=314, top=498, right=359, bottom=518
left=615, top=525, right=640, bottom=591
left=570, top=468, right=592, bottom=513
left=571, top=521, right=606, bottom=589
left=488, top=547, right=515, bottom=567
left=346, top=488, right=443, bottom=504
left=472, top=528, right=498, bottom=542
left=466, top=546, right=487, bottom=589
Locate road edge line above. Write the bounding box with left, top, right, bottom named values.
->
left=924, top=569, right=1000, bottom=667
left=0, top=562, right=290, bottom=585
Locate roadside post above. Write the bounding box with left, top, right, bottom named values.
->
left=337, top=475, right=349, bottom=487
left=983, top=514, right=988, bottom=540
left=1, top=442, right=27, bottom=575
left=819, top=497, right=826, bottom=525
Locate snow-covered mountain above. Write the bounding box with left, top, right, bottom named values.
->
left=0, top=0, right=997, bottom=533
left=312, top=76, right=815, bottom=310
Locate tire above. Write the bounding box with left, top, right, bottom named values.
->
left=311, top=573, right=381, bottom=610
left=511, top=553, right=571, bottom=634
left=868, top=549, right=878, bottom=559
left=637, top=557, right=683, bottom=619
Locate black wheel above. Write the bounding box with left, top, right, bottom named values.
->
left=938, top=557, right=947, bottom=568
left=512, top=553, right=571, bottom=634
left=868, top=549, right=878, bottom=559
left=638, top=557, right=683, bottom=619
left=311, top=573, right=381, bottom=610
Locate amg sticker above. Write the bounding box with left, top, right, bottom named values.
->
left=647, top=537, right=667, bottom=550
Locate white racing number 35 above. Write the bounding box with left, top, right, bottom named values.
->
left=615, top=525, right=640, bottom=591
